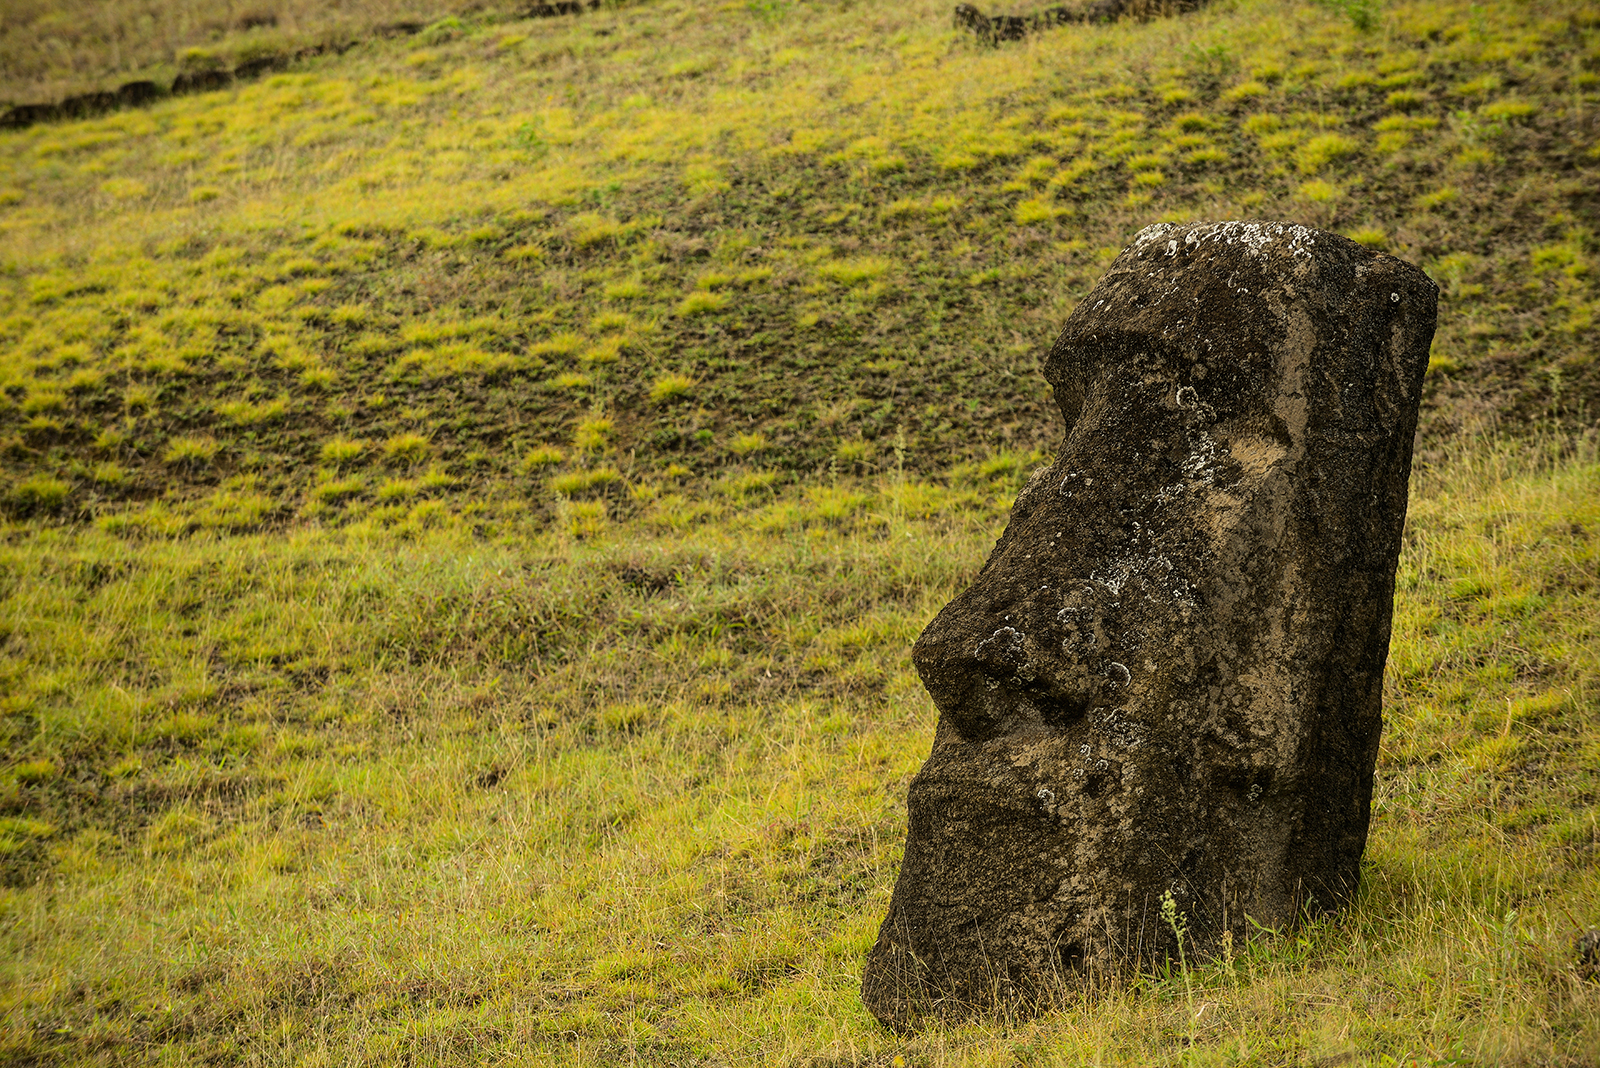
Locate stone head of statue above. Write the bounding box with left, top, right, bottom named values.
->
left=862, top=221, right=1438, bottom=1032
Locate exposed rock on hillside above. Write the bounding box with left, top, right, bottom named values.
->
left=954, top=0, right=1209, bottom=44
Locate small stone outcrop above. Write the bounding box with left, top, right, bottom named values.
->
left=1578, top=929, right=1600, bottom=981
left=0, top=103, right=60, bottom=129
left=171, top=68, right=236, bottom=96
left=525, top=0, right=603, bottom=16
left=115, top=81, right=164, bottom=107
left=2, top=37, right=369, bottom=132
left=861, top=221, right=1438, bottom=1032
left=955, top=0, right=1209, bottom=44
left=59, top=91, right=119, bottom=119
left=234, top=53, right=291, bottom=80
left=0, top=82, right=165, bottom=128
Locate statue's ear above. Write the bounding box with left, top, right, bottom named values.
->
left=1042, top=329, right=1087, bottom=434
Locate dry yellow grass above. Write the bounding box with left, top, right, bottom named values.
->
left=0, top=0, right=507, bottom=105
left=0, top=433, right=1596, bottom=1064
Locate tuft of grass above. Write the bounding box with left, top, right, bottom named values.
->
left=1418, top=186, right=1460, bottom=210
left=163, top=437, right=219, bottom=467
left=89, top=462, right=126, bottom=486
left=375, top=478, right=416, bottom=501
left=730, top=431, right=768, bottom=456
left=816, top=257, right=891, bottom=286
left=64, top=369, right=103, bottom=395
left=1481, top=99, right=1537, bottom=121
left=300, top=366, right=337, bottom=390
left=519, top=444, right=566, bottom=471
left=194, top=489, right=274, bottom=530
left=216, top=397, right=289, bottom=426
left=9, top=476, right=69, bottom=513
left=836, top=438, right=872, bottom=465
left=604, top=278, right=649, bottom=301
left=1296, top=133, right=1359, bottom=173
left=550, top=371, right=592, bottom=390
left=1015, top=198, right=1066, bottom=224
left=383, top=433, right=430, bottom=465
left=579, top=339, right=622, bottom=366
left=311, top=474, right=364, bottom=503
left=11, top=759, right=57, bottom=785
left=319, top=438, right=366, bottom=466
left=650, top=373, right=696, bottom=404
left=560, top=498, right=606, bottom=536
left=675, top=291, right=728, bottom=317
left=1299, top=178, right=1341, bottom=202
left=20, top=389, right=64, bottom=415
left=549, top=467, right=621, bottom=497
left=1348, top=225, right=1389, bottom=248
left=573, top=416, right=613, bottom=454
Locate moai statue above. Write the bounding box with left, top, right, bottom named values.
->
left=862, top=222, right=1438, bottom=1032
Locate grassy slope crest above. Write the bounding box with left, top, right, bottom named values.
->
left=0, top=0, right=1596, bottom=535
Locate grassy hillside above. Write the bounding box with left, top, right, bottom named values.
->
left=0, top=0, right=1596, bottom=535
left=0, top=0, right=481, bottom=107
left=1, top=433, right=1596, bottom=1065
left=1, top=0, right=1598, bottom=1063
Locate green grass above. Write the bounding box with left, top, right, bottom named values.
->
left=1, top=0, right=1599, bottom=1062
left=0, top=435, right=1596, bottom=1064
left=0, top=2, right=493, bottom=107
left=1, top=0, right=1597, bottom=533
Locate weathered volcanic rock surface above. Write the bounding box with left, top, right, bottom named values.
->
left=861, top=221, right=1438, bottom=1032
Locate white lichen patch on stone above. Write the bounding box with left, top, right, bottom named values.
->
left=1056, top=468, right=1091, bottom=499
left=1133, top=220, right=1319, bottom=259
left=1097, top=706, right=1145, bottom=750
left=1088, top=553, right=1196, bottom=610
left=1181, top=430, right=1223, bottom=485
left=975, top=625, right=1025, bottom=663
